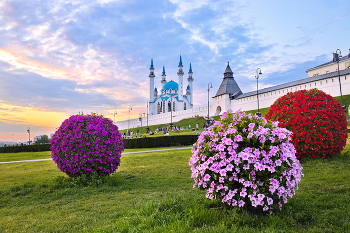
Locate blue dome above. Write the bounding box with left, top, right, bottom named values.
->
left=163, top=81, right=178, bottom=90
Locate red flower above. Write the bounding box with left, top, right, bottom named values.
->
left=265, top=89, right=348, bottom=159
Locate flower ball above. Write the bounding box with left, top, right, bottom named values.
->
left=189, top=110, right=303, bottom=211
left=265, top=89, right=348, bottom=159
left=51, top=113, right=124, bottom=178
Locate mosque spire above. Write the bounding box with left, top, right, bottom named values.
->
left=188, top=62, right=193, bottom=74
left=150, top=58, right=154, bottom=69
left=162, top=66, right=166, bottom=75
left=179, top=55, right=183, bottom=67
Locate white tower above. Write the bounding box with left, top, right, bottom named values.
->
left=177, top=55, right=184, bottom=101
left=161, top=66, right=167, bottom=86
left=187, top=63, right=193, bottom=105
left=149, top=59, right=155, bottom=101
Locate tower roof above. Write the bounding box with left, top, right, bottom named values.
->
left=179, top=55, right=183, bottom=67
left=162, top=66, right=166, bottom=75
left=189, top=63, right=193, bottom=73
left=223, top=62, right=233, bottom=78
left=150, top=58, right=154, bottom=69
left=214, top=62, right=242, bottom=97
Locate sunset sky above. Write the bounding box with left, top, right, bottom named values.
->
left=0, top=0, right=350, bottom=143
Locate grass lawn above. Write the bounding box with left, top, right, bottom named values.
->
left=0, top=135, right=350, bottom=232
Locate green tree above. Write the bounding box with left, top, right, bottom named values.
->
left=35, top=135, right=50, bottom=144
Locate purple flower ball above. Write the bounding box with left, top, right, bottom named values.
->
left=51, top=113, right=124, bottom=178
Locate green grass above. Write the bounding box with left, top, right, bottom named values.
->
left=1, top=136, right=350, bottom=232
left=0, top=146, right=191, bottom=162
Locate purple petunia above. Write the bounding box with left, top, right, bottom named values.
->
left=51, top=113, right=124, bottom=178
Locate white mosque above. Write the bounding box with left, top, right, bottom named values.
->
left=148, top=55, right=194, bottom=115
left=116, top=50, right=350, bottom=130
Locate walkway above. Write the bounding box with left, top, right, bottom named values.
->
left=0, top=147, right=192, bottom=164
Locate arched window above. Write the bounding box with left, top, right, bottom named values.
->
left=163, top=101, right=165, bottom=113
left=184, top=102, right=186, bottom=110
left=168, top=101, right=171, bottom=112
left=173, top=101, right=176, bottom=111
left=157, top=102, right=161, bottom=114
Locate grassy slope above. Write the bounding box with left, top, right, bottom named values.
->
left=0, top=135, right=349, bottom=232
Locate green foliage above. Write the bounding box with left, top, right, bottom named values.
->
left=34, top=135, right=50, bottom=144
left=124, top=135, right=198, bottom=149
left=0, top=143, right=51, bottom=153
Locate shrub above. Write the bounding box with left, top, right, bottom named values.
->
left=123, top=135, right=198, bottom=149
left=265, top=89, right=348, bottom=159
left=51, top=113, right=124, bottom=178
left=189, top=110, right=303, bottom=212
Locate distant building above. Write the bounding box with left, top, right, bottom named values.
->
left=148, top=55, right=194, bottom=115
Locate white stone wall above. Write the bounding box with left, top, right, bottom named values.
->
left=232, top=74, right=350, bottom=111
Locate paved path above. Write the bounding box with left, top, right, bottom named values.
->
left=0, top=147, right=192, bottom=164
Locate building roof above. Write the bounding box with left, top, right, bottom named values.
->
left=306, top=53, right=350, bottom=72
left=214, top=62, right=242, bottom=97
left=163, top=80, right=178, bottom=90
left=236, top=68, right=350, bottom=99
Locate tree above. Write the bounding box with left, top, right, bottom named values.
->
left=35, top=135, right=50, bottom=144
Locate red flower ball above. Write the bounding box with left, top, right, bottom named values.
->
left=265, top=89, right=348, bottom=159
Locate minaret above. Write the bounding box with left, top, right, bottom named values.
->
left=177, top=55, right=184, bottom=101
left=154, top=87, right=158, bottom=98
left=149, top=59, right=155, bottom=101
left=161, top=66, right=167, bottom=86
left=187, top=62, right=193, bottom=104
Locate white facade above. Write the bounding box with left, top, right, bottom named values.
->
left=116, top=51, right=350, bottom=130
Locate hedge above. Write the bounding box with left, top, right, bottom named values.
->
left=0, top=135, right=199, bottom=153
left=0, top=144, right=51, bottom=153
left=123, top=134, right=199, bottom=149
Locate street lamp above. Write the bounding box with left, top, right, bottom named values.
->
left=207, top=82, right=213, bottom=120
left=146, top=102, right=149, bottom=133
left=128, top=107, right=132, bottom=130
left=170, top=94, right=173, bottom=129
left=139, top=113, right=143, bottom=133
left=334, top=49, right=344, bottom=109
left=255, top=68, right=262, bottom=116
left=114, top=111, right=117, bottom=122
left=27, top=127, right=30, bottom=145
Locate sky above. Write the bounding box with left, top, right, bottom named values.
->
left=0, top=0, right=350, bottom=143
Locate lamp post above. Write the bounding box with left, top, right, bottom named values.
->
left=139, top=113, right=143, bottom=133
left=334, top=49, right=344, bottom=109
left=170, top=94, right=173, bottom=130
left=27, top=127, right=30, bottom=145
left=146, top=102, right=149, bottom=133
left=207, top=82, right=212, bottom=120
left=128, top=107, right=132, bottom=130
left=255, top=68, right=262, bottom=116
left=113, top=111, right=117, bottom=122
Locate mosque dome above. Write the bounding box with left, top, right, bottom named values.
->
left=163, top=80, right=178, bottom=90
